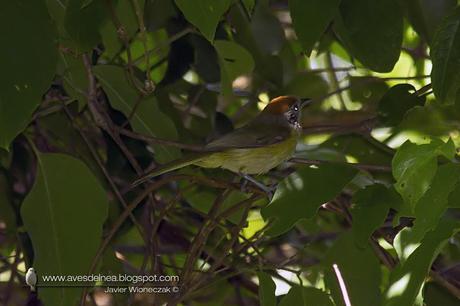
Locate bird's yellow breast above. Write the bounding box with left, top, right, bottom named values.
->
left=194, top=134, right=298, bottom=174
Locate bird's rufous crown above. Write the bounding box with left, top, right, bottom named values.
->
left=263, top=96, right=298, bottom=114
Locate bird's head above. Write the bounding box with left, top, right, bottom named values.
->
left=262, top=96, right=312, bottom=128
left=28, top=267, right=35, bottom=273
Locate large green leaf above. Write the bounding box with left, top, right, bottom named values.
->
left=431, top=7, right=460, bottom=105
left=323, top=233, right=382, bottom=306
left=384, top=220, right=460, bottom=306
left=351, top=184, right=401, bottom=247
left=64, top=0, right=108, bottom=51
left=258, top=272, right=276, bottom=306
left=175, top=0, right=231, bottom=41
left=334, top=0, right=403, bottom=72
left=279, top=286, right=335, bottom=306
left=392, top=139, right=455, bottom=211
left=214, top=40, right=255, bottom=96
left=93, top=65, right=180, bottom=163
left=21, top=153, right=108, bottom=306
left=261, top=163, right=357, bottom=236
left=0, top=0, right=58, bottom=149
left=289, top=0, right=341, bottom=55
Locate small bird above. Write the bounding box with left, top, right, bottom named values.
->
left=133, top=96, right=311, bottom=191
left=25, top=267, right=37, bottom=291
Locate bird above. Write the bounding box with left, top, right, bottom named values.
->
left=132, top=96, right=312, bottom=194
left=25, top=267, right=37, bottom=292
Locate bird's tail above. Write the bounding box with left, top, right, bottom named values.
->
left=132, top=152, right=209, bottom=187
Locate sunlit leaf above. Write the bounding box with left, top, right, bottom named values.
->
left=261, top=163, right=357, bottom=236
left=0, top=0, right=58, bottom=149
left=384, top=220, right=460, bottom=306
left=392, top=139, right=455, bottom=211
left=21, top=153, right=108, bottom=306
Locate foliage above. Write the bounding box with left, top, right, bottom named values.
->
left=0, top=0, right=460, bottom=305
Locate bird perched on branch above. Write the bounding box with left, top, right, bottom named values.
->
left=133, top=96, right=312, bottom=193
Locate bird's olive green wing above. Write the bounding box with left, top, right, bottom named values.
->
left=205, top=122, right=292, bottom=151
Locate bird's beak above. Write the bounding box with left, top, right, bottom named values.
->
left=300, top=98, right=313, bottom=108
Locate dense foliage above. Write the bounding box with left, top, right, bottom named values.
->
left=1, top=0, right=460, bottom=305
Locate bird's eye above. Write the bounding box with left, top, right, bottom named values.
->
left=293, top=105, right=299, bottom=112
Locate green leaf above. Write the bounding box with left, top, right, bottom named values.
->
left=378, top=84, right=426, bottom=126
left=214, top=40, right=255, bottom=96
left=392, top=139, right=455, bottom=211
left=411, top=163, right=460, bottom=242
left=383, top=220, right=460, bottom=306
left=431, top=7, right=460, bottom=105
left=323, top=233, right=382, bottom=306
left=93, top=65, right=180, bottom=163
left=403, top=0, right=457, bottom=44
left=334, top=0, right=403, bottom=72
left=261, top=163, right=357, bottom=236
left=351, top=184, right=401, bottom=247
left=289, top=0, right=341, bottom=55
left=0, top=0, right=58, bottom=149
left=21, top=153, right=108, bottom=306
left=174, top=0, right=231, bottom=41
left=258, top=272, right=276, bottom=306
left=58, top=52, right=89, bottom=110
left=279, top=286, right=335, bottom=306
left=64, top=0, right=108, bottom=51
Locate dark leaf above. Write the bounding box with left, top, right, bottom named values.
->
left=378, top=84, right=425, bottom=126
left=334, top=0, right=403, bottom=72
left=431, top=7, right=460, bottom=105
left=0, top=0, right=58, bottom=149
left=289, top=0, right=341, bottom=55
